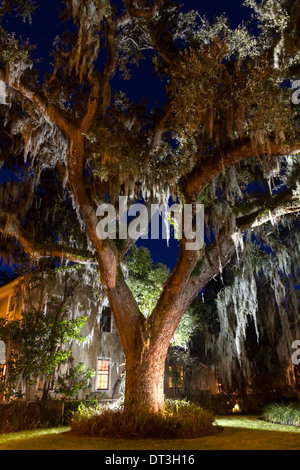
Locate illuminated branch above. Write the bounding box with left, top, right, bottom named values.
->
left=148, top=184, right=300, bottom=347
left=236, top=189, right=300, bottom=230
left=0, top=68, right=73, bottom=138
left=0, top=215, right=96, bottom=264
left=80, top=75, right=101, bottom=134
left=152, top=105, right=172, bottom=148
left=180, top=141, right=300, bottom=203
left=185, top=189, right=300, bottom=304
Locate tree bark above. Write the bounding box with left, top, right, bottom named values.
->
left=125, top=347, right=167, bottom=413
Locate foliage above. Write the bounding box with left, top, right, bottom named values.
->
left=125, top=246, right=170, bottom=318
left=0, top=0, right=37, bottom=25
left=70, top=398, right=215, bottom=439
left=55, top=362, right=95, bottom=399
left=0, top=311, right=87, bottom=400
left=169, top=37, right=294, bottom=148
left=0, top=399, right=82, bottom=433
left=125, top=246, right=201, bottom=348
left=263, top=402, right=300, bottom=427
left=170, top=310, right=200, bottom=350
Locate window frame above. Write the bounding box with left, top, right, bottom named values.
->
left=96, top=358, right=111, bottom=391
left=168, top=364, right=184, bottom=390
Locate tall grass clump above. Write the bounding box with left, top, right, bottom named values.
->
left=263, top=402, right=300, bottom=427
left=70, top=399, right=216, bottom=439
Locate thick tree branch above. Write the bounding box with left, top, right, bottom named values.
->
left=180, top=140, right=300, bottom=203
left=152, top=105, right=172, bottom=148
left=185, top=189, right=300, bottom=303
left=149, top=238, right=201, bottom=347
left=101, top=16, right=118, bottom=116
left=0, top=215, right=96, bottom=264
left=148, top=184, right=300, bottom=351
left=66, top=132, right=147, bottom=354
left=236, top=188, right=300, bottom=230
left=0, top=68, right=73, bottom=137
left=80, top=75, right=101, bottom=134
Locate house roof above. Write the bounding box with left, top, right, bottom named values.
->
left=0, top=277, right=21, bottom=300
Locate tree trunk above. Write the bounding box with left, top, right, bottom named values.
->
left=125, top=346, right=167, bottom=413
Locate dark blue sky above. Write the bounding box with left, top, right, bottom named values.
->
left=2, top=1, right=253, bottom=106
left=4, top=1, right=251, bottom=50
left=0, top=1, right=253, bottom=272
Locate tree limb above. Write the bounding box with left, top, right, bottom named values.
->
left=152, top=105, right=172, bottom=148
left=236, top=188, right=300, bottom=230
left=0, top=68, right=74, bottom=137
left=0, top=215, right=96, bottom=264
left=101, top=16, right=118, bottom=116
left=80, top=75, right=101, bottom=134
left=185, top=189, right=300, bottom=303
left=148, top=183, right=300, bottom=349
left=180, top=140, right=300, bottom=203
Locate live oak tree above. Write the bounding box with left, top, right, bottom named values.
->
left=0, top=0, right=299, bottom=412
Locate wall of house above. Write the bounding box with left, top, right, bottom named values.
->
left=0, top=278, right=23, bottom=400
left=164, top=359, right=218, bottom=399
left=188, top=363, right=218, bottom=396
left=69, top=293, right=125, bottom=400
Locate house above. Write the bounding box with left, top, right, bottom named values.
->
left=0, top=267, right=218, bottom=401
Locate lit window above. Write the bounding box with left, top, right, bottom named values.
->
left=38, top=376, right=44, bottom=391
left=97, top=359, right=110, bottom=390
left=169, top=365, right=184, bottom=389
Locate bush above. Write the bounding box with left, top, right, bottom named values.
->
left=262, top=402, right=300, bottom=427
left=0, top=400, right=82, bottom=433
left=70, top=399, right=216, bottom=439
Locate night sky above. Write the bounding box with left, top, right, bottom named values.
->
left=0, top=1, right=253, bottom=273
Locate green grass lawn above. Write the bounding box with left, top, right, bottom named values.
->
left=0, top=416, right=300, bottom=450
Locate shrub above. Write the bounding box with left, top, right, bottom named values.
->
left=70, top=399, right=216, bottom=439
left=262, top=402, right=300, bottom=427
left=0, top=400, right=83, bottom=433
